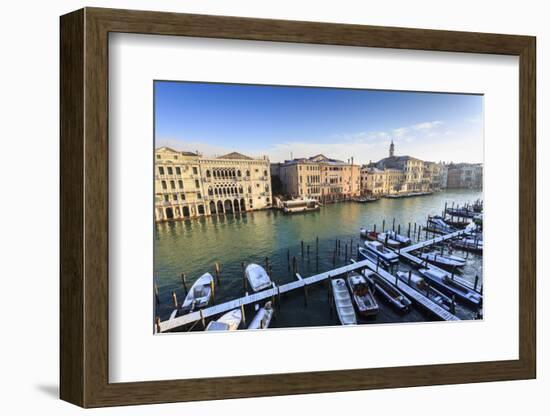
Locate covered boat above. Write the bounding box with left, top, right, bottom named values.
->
left=205, top=308, right=242, bottom=331
left=427, top=216, right=457, bottom=234
left=386, top=230, right=412, bottom=246
left=364, top=272, right=412, bottom=312
left=181, top=273, right=214, bottom=313
left=417, top=251, right=466, bottom=269
left=396, top=270, right=452, bottom=310
left=445, top=207, right=476, bottom=218
left=419, top=267, right=482, bottom=307
left=452, top=237, right=483, bottom=253
left=331, top=278, right=357, bottom=325
left=248, top=301, right=274, bottom=329
left=346, top=271, right=379, bottom=317
left=359, top=229, right=400, bottom=248
left=359, top=241, right=399, bottom=268
left=245, top=263, right=272, bottom=292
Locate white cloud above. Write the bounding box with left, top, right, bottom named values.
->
left=412, top=120, right=443, bottom=131
left=155, top=119, right=480, bottom=165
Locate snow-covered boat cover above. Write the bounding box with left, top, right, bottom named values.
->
left=245, top=263, right=272, bottom=292
left=332, top=278, right=357, bottom=325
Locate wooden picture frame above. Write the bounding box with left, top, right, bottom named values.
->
left=60, top=7, right=536, bottom=408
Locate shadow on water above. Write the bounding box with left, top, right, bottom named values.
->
left=154, top=189, right=483, bottom=327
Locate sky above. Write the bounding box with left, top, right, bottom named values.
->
left=154, top=81, right=483, bottom=164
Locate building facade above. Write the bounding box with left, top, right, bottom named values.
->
left=155, top=147, right=272, bottom=221
left=446, top=163, right=483, bottom=189
left=272, top=154, right=360, bottom=202
left=360, top=142, right=429, bottom=195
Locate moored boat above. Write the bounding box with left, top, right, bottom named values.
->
left=445, top=207, right=476, bottom=218
left=245, top=263, right=272, bottom=292
left=418, top=267, right=482, bottom=307
left=346, top=271, right=379, bottom=317
left=364, top=271, right=412, bottom=312
left=331, top=278, right=357, bottom=325
left=452, top=237, right=483, bottom=253
left=417, top=250, right=466, bottom=269
left=353, top=196, right=379, bottom=203
left=205, top=308, right=242, bottom=331
left=386, top=230, right=412, bottom=246
left=359, top=241, right=399, bottom=268
left=427, top=216, right=457, bottom=234
left=181, top=272, right=214, bottom=313
left=396, top=270, right=452, bottom=310
left=359, top=228, right=400, bottom=248
left=248, top=301, right=274, bottom=329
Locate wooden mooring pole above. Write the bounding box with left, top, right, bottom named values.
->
left=242, top=262, right=247, bottom=292
left=214, top=262, right=221, bottom=286
left=180, top=273, right=188, bottom=295
left=172, top=291, right=178, bottom=308
left=154, top=282, right=160, bottom=305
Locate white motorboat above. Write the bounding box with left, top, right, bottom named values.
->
left=364, top=271, right=412, bottom=312
left=386, top=230, right=412, bottom=246
left=331, top=278, right=357, bottom=325
left=248, top=301, right=274, bottom=329
left=376, top=232, right=401, bottom=248
left=346, top=271, right=379, bottom=317
left=396, top=270, right=452, bottom=310
left=359, top=241, right=399, bottom=268
left=206, top=308, right=242, bottom=331
left=419, top=267, right=482, bottom=307
left=245, top=263, right=272, bottom=292
left=427, top=216, right=456, bottom=234
left=181, top=273, right=214, bottom=313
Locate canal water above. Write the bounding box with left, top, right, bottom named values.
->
left=155, top=189, right=483, bottom=329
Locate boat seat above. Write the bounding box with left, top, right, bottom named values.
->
left=194, top=286, right=206, bottom=297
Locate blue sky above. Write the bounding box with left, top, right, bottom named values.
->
left=155, top=81, right=483, bottom=164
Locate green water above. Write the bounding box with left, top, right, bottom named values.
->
left=155, top=189, right=483, bottom=326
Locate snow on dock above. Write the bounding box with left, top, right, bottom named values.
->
left=400, top=229, right=467, bottom=254
left=353, top=259, right=460, bottom=321
left=398, top=227, right=478, bottom=291
left=158, top=259, right=374, bottom=333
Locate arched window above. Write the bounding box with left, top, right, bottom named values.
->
left=206, top=170, right=211, bottom=177
left=237, top=170, right=241, bottom=177
left=246, top=170, right=250, bottom=177
left=239, top=186, right=243, bottom=194
left=208, top=187, right=213, bottom=196
left=248, top=186, right=252, bottom=194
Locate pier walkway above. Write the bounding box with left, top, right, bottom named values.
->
left=158, top=258, right=374, bottom=333
left=400, top=229, right=467, bottom=254
left=396, top=227, right=479, bottom=291
left=353, top=259, right=459, bottom=321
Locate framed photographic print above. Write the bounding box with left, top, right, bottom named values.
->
left=60, top=7, right=536, bottom=408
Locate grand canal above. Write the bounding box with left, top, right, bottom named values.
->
left=154, top=189, right=483, bottom=328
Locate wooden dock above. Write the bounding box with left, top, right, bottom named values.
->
left=397, top=227, right=479, bottom=291
left=400, top=229, right=467, bottom=254
left=158, top=258, right=374, bottom=333
left=354, top=259, right=460, bottom=321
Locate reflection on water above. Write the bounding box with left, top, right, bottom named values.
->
left=154, top=189, right=483, bottom=326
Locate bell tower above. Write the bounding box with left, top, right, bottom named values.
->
left=389, top=139, right=395, bottom=157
